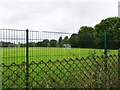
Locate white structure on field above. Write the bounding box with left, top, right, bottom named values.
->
left=63, top=44, right=71, bottom=49
left=118, top=1, right=120, bottom=17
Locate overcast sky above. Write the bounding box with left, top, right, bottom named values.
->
left=0, top=0, right=119, bottom=33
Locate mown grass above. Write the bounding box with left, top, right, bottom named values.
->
left=2, top=47, right=118, bottom=64
left=1, top=47, right=119, bottom=88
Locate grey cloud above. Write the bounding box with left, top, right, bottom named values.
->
left=0, top=2, right=66, bottom=24
left=0, top=1, right=118, bottom=33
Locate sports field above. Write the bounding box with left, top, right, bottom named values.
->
left=1, top=47, right=118, bottom=88
left=2, top=47, right=118, bottom=64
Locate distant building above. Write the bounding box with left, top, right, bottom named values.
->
left=118, top=1, right=120, bottom=17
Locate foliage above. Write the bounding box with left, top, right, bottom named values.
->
left=78, top=26, right=95, bottom=48
left=69, top=34, right=79, bottom=47
left=49, top=39, right=57, bottom=47
left=42, top=39, right=49, bottom=47
left=62, top=36, right=69, bottom=44
left=94, top=17, right=120, bottom=49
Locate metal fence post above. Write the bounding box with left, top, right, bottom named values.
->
left=118, top=48, right=120, bottom=88
left=0, top=35, right=2, bottom=90
left=26, top=29, right=29, bottom=89
left=104, top=31, right=107, bottom=71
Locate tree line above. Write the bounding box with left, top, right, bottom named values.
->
left=70, top=17, right=120, bottom=49
left=19, top=36, right=69, bottom=47
left=1, top=17, right=120, bottom=49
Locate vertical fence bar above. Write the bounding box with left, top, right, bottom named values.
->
left=104, top=31, right=107, bottom=55
left=0, top=30, right=3, bottom=90
left=104, top=31, right=107, bottom=71
left=26, top=29, right=29, bottom=89
left=118, top=48, right=120, bottom=88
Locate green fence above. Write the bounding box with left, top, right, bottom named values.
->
left=1, top=54, right=119, bottom=89
left=0, top=29, right=119, bottom=89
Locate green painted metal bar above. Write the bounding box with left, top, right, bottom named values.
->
left=104, top=31, right=107, bottom=71
left=26, top=29, right=29, bottom=90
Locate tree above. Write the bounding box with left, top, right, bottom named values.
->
left=49, top=39, right=57, bottom=47
left=62, top=36, right=69, bottom=44
left=78, top=26, right=95, bottom=48
left=69, top=34, right=79, bottom=47
left=19, top=43, right=26, bottom=47
left=28, top=42, right=36, bottom=47
left=94, top=17, right=120, bottom=49
left=36, top=41, right=43, bottom=47
left=1, top=41, right=16, bottom=47
left=42, top=39, right=49, bottom=47
left=58, top=37, right=63, bottom=47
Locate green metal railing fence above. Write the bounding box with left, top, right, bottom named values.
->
left=0, top=28, right=119, bottom=89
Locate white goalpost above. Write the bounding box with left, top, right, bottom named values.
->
left=62, top=44, right=71, bottom=49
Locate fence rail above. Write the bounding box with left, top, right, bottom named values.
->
left=0, top=29, right=119, bottom=89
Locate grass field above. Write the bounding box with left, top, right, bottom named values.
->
left=2, top=47, right=118, bottom=64
left=1, top=47, right=119, bottom=88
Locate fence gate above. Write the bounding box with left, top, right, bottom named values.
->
left=0, top=29, right=119, bottom=89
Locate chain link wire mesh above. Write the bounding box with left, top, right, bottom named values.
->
left=0, top=28, right=119, bottom=89
left=1, top=55, right=119, bottom=88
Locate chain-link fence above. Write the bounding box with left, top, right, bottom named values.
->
left=2, top=54, right=119, bottom=88
left=0, top=28, right=119, bottom=89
